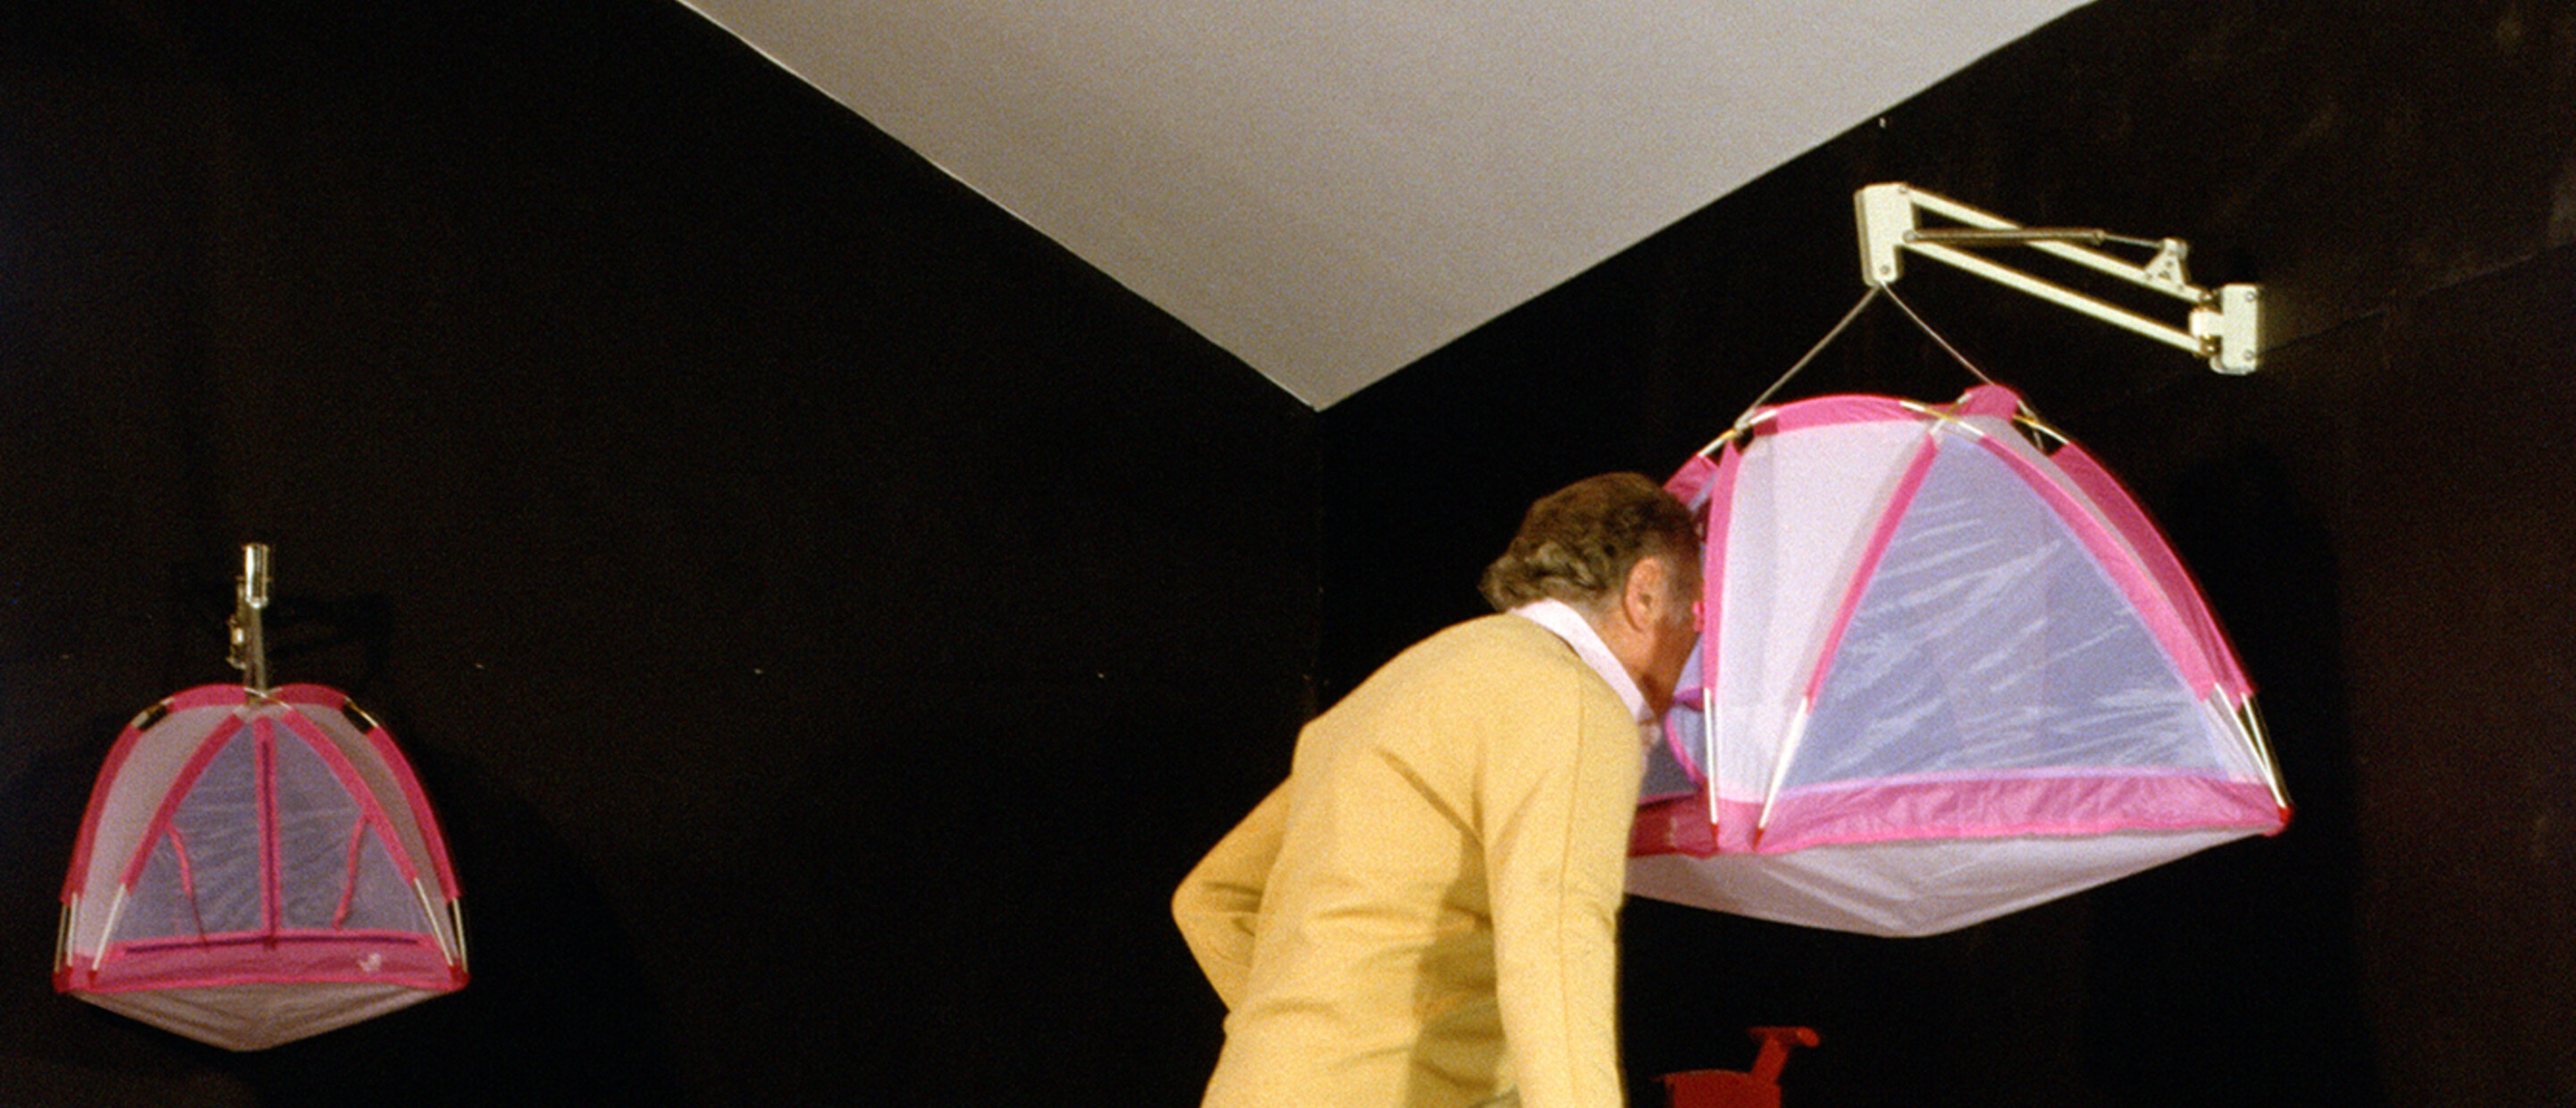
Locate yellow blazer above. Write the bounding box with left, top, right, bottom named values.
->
left=1175, top=614, right=1643, bottom=1107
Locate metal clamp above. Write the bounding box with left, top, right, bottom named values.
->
left=227, top=543, right=272, bottom=695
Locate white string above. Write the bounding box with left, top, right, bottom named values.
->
left=1717, top=285, right=1884, bottom=443
left=1709, top=281, right=2035, bottom=459
left=1879, top=281, right=1999, bottom=388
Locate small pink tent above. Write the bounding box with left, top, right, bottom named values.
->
left=55, top=548, right=465, bottom=1049
left=1629, top=385, right=2287, bottom=936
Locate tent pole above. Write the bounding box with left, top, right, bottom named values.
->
left=56, top=894, right=76, bottom=971
left=413, top=880, right=461, bottom=967
left=1754, top=701, right=1814, bottom=847
left=88, top=885, right=129, bottom=971
left=2239, top=696, right=2292, bottom=813
left=1702, top=687, right=1721, bottom=830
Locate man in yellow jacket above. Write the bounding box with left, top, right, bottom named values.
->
left=1175, top=473, right=1700, bottom=1108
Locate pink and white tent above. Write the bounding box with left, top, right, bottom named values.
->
left=56, top=549, right=465, bottom=1049
left=1629, top=385, right=2287, bottom=936
left=56, top=684, right=467, bottom=1049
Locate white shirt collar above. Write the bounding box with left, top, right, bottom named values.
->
left=1510, top=599, right=1653, bottom=725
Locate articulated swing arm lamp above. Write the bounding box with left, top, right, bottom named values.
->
left=1856, top=183, right=2261, bottom=374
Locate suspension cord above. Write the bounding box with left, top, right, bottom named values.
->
left=1711, top=281, right=2038, bottom=457
left=1721, top=284, right=1885, bottom=440
left=1880, top=281, right=1999, bottom=388
left=1881, top=281, right=2058, bottom=432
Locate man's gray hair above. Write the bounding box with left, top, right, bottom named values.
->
left=1478, top=473, right=1698, bottom=613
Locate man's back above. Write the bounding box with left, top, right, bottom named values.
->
left=1184, top=615, right=1643, bottom=1108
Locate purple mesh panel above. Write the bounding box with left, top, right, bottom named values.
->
left=1789, top=437, right=2220, bottom=791
left=274, top=729, right=364, bottom=929
left=339, top=827, right=431, bottom=932
left=130, top=734, right=265, bottom=940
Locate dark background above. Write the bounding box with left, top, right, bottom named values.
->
left=3, top=1, right=2569, bottom=1104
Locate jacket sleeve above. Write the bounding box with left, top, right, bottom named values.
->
left=1481, top=681, right=1644, bottom=1108
left=1171, top=783, right=1289, bottom=1011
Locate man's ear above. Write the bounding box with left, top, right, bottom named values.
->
left=1621, top=555, right=1670, bottom=630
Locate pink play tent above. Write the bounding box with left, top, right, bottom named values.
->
left=55, top=547, right=466, bottom=1049
left=1628, top=385, right=2287, bottom=936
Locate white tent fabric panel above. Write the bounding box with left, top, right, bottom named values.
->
left=1705, top=417, right=1926, bottom=802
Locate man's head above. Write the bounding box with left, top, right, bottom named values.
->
left=1480, top=474, right=1701, bottom=711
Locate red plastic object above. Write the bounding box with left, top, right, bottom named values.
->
left=1659, top=1027, right=1819, bottom=1108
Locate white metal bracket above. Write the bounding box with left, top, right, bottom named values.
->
left=1856, top=182, right=2261, bottom=374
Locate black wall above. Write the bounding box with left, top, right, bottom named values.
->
left=1, top=2, right=1311, bottom=1104
left=1322, top=1, right=2573, bottom=1105
left=4, top=1, right=2572, bottom=1106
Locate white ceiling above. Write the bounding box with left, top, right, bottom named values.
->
left=675, top=1, right=2091, bottom=407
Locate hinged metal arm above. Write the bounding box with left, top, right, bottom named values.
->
left=1856, top=182, right=2260, bottom=374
